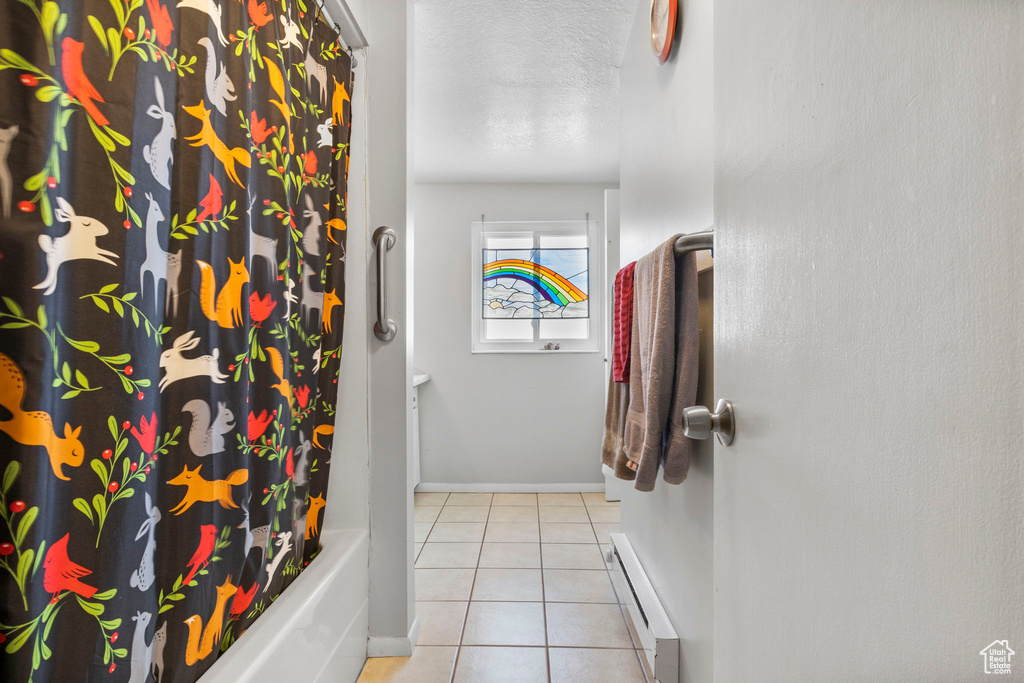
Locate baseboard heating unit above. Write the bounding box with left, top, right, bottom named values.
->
left=608, top=533, right=679, bottom=683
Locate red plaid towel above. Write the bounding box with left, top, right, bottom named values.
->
left=612, top=262, right=636, bottom=383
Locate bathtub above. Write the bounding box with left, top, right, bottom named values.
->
left=201, top=529, right=369, bottom=683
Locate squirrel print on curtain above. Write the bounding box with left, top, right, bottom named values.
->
left=0, top=2, right=353, bottom=682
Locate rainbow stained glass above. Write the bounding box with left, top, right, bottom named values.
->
left=482, top=248, right=589, bottom=318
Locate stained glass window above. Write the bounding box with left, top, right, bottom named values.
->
left=471, top=220, right=602, bottom=353
left=482, top=248, right=589, bottom=319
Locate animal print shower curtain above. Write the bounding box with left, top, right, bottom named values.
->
left=0, top=1, right=351, bottom=681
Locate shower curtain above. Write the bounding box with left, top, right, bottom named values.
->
left=0, top=1, right=351, bottom=681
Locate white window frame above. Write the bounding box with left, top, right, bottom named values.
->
left=471, top=219, right=604, bottom=354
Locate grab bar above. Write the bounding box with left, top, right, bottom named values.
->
left=372, top=226, right=397, bottom=342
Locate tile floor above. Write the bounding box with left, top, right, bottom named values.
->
left=356, top=492, right=648, bottom=683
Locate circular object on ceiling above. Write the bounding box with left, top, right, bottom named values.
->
left=650, top=0, right=677, bottom=64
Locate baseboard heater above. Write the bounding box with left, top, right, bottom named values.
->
left=608, top=533, right=679, bottom=683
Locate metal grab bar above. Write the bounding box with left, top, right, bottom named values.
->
left=372, top=226, right=397, bottom=342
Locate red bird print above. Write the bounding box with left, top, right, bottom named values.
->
left=196, top=174, right=223, bottom=223
left=248, top=409, right=273, bottom=440
left=250, top=111, right=275, bottom=144
left=303, top=150, right=317, bottom=176
left=293, top=385, right=310, bottom=410
left=43, top=533, right=98, bottom=599
left=248, top=291, right=276, bottom=323
left=230, top=581, right=259, bottom=618
left=145, top=0, right=174, bottom=47
left=61, top=38, right=108, bottom=126
left=284, top=447, right=295, bottom=478
left=183, top=524, right=217, bottom=586
left=247, top=0, right=273, bottom=28
left=130, top=412, right=158, bottom=455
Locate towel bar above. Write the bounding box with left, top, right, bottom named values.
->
left=673, top=230, right=714, bottom=255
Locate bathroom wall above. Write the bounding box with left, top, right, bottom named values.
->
left=616, top=0, right=715, bottom=682
left=414, top=183, right=610, bottom=488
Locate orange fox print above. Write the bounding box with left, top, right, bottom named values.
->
left=196, top=258, right=249, bottom=328
left=305, top=493, right=326, bottom=540
left=183, top=575, right=236, bottom=665
left=326, top=218, right=346, bottom=244
left=266, top=59, right=294, bottom=153
left=331, top=76, right=349, bottom=126
left=167, top=465, right=248, bottom=515
left=0, top=352, right=84, bottom=480
left=265, top=346, right=294, bottom=413
left=322, top=289, right=342, bottom=333
left=182, top=102, right=251, bottom=186
left=312, top=424, right=334, bottom=449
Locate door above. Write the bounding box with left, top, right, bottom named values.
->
left=714, top=2, right=1024, bottom=681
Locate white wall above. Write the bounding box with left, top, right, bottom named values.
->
left=414, top=183, right=610, bottom=488
left=616, top=0, right=715, bottom=682
left=365, top=0, right=417, bottom=656
left=714, top=1, right=1024, bottom=681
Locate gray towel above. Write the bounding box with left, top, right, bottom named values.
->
left=601, top=375, right=635, bottom=481
left=623, top=235, right=699, bottom=491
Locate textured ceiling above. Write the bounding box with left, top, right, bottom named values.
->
left=414, top=0, right=635, bottom=183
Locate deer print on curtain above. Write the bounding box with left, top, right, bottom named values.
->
left=0, top=1, right=352, bottom=681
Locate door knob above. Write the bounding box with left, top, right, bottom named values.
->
left=682, top=399, right=736, bottom=446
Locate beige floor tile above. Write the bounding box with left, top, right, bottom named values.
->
left=478, top=542, right=542, bottom=569
left=546, top=603, right=634, bottom=648
left=581, top=492, right=620, bottom=508
left=415, top=568, right=476, bottom=601
left=488, top=506, right=539, bottom=523
left=484, top=522, right=540, bottom=543
left=637, top=644, right=655, bottom=682
left=414, top=523, right=433, bottom=543
left=621, top=606, right=644, bottom=649
left=491, top=492, right=538, bottom=506
left=357, top=646, right=457, bottom=683
left=415, top=602, right=468, bottom=646
left=414, top=505, right=442, bottom=523
left=540, top=522, right=597, bottom=544
left=414, top=543, right=423, bottom=560
left=538, top=492, right=584, bottom=506
left=415, top=543, right=481, bottom=568
left=414, top=492, right=450, bottom=506
left=461, top=601, right=546, bottom=646
left=427, top=522, right=486, bottom=543
left=542, top=543, right=607, bottom=570
left=548, top=647, right=646, bottom=682
left=544, top=569, right=617, bottom=603
left=586, top=507, right=621, bottom=523
left=590, top=523, right=621, bottom=544
left=445, top=492, right=493, bottom=506
left=539, top=506, right=592, bottom=523
left=471, top=568, right=543, bottom=601
left=437, top=505, right=490, bottom=523
left=452, top=647, right=548, bottom=683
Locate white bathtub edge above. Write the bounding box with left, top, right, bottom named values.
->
left=201, top=528, right=370, bottom=683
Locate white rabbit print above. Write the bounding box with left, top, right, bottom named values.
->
left=159, top=331, right=228, bottom=392
left=34, top=198, right=118, bottom=296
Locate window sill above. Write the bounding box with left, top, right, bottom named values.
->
left=470, top=348, right=602, bottom=354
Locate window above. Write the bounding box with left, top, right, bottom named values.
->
left=471, top=220, right=603, bottom=353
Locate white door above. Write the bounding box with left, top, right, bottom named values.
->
left=714, top=2, right=1024, bottom=681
